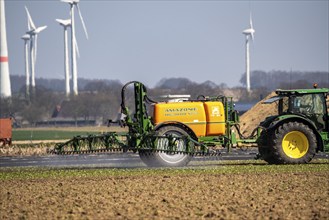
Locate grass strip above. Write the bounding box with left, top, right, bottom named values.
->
left=12, top=130, right=128, bottom=141
left=1, top=160, right=328, bottom=181
left=12, top=130, right=102, bottom=141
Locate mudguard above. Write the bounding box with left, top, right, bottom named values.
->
left=154, top=121, right=198, bottom=140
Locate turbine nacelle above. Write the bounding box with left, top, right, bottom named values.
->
left=242, top=28, right=255, bottom=35
left=242, top=28, right=255, bottom=40
left=56, top=18, right=71, bottom=27
left=61, top=0, right=80, bottom=5
left=21, top=34, right=30, bottom=41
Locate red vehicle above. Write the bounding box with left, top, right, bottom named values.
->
left=0, top=118, right=12, bottom=146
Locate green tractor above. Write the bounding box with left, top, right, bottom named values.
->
left=258, top=86, right=329, bottom=164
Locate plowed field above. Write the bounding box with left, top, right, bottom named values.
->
left=1, top=165, right=328, bottom=219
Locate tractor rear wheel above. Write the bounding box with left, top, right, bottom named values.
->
left=266, top=122, right=316, bottom=164
left=139, top=125, right=192, bottom=167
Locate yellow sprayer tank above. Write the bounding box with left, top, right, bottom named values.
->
left=153, top=101, right=226, bottom=137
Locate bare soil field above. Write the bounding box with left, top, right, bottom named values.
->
left=1, top=166, right=328, bottom=220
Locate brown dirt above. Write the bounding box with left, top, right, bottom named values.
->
left=1, top=171, right=328, bottom=219
left=239, top=92, right=277, bottom=136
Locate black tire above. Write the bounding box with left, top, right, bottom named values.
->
left=257, top=131, right=277, bottom=164
left=267, top=122, right=316, bottom=164
left=139, top=125, right=192, bottom=167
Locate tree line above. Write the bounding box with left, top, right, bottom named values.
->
left=240, top=70, right=328, bottom=90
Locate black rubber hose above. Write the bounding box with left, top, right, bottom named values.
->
left=120, top=81, right=139, bottom=111
left=234, top=124, right=261, bottom=140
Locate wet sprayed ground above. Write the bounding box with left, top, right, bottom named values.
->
left=1, top=164, right=328, bottom=220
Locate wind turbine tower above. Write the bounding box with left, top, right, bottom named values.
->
left=21, top=34, right=30, bottom=99
left=0, top=0, right=12, bottom=98
left=242, top=13, right=255, bottom=93
left=56, top=19, right=71, bottom=97
left=61, top=0, right=88, bottom=96
left=25, top=6, right=47, bottom=94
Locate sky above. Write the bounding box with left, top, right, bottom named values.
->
left=4, top=0, right=329, bottom=88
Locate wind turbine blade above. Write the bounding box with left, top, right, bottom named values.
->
left=249, top=12, right=255, bottom=41
left=76, top=4, right=89, bottom=39
left=25, top=6, right=36, bottom=30
left=27, top=16, right=31, bottom=30
left=35, top=25, right=47, bottom=34
left=74, top=34, right=80, bottom=58
left=249, top=12, right=253, bottom=29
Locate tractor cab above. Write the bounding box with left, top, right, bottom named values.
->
left=264, top=88, right=329, bottom=132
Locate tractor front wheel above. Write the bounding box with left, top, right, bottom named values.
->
left=266, top=122, right=316, bottom=164
left=139, top=125, right=192, bottom=167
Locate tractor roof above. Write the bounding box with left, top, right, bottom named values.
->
left=275, top=88, right=329, bottom=96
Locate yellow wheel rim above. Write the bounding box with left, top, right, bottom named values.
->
left=282, top=131, right=309, bottom=159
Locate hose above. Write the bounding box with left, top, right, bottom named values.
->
left=233, top=124, right=263, bottom=140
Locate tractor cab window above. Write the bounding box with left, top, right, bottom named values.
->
left=291, top=93, right=326, bottom=130
left=292, top=94, right=325, bottom=115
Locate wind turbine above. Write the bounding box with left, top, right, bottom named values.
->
left=242, top=13, right=255, bottom=93
left=56, top=19, right=71, bottom=97
left=0, top=0, right=12, bottom=98
left=21, top=34, right=30, bottom=99
left=61, top=0, right=88, bottom=96
left=25, top=6, right=47, bottom=93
